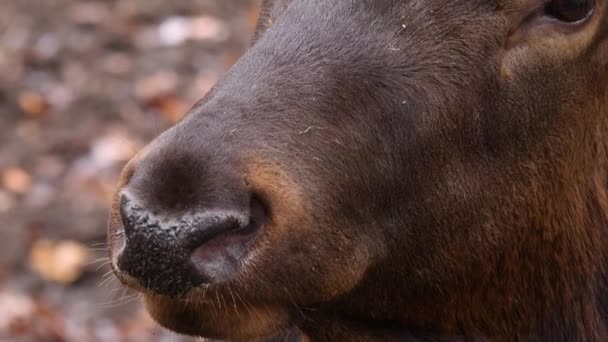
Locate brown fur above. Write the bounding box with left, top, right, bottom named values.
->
left=109, top=0, right=608, bottom=340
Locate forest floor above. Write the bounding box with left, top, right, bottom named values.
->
left=0, top=1, right=259, bottom=340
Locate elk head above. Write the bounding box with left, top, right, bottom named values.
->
left=109, top=0, right=608, bottom=340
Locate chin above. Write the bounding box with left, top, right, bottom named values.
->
left=142, top=291, right=292, bottom=340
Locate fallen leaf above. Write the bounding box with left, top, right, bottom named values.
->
left=0, top=190, right=16, bottom=213
left=158, top=16, right=189, bottom=46
left=2, top=167, right=32, bottom=194
left=18, top=90, right=49, bottom=118
left=0, top=291, right=35, bottom=335
left=134, top=71, right=178, bottom=101
left=101, top=53, right=134, bottom=75
left=189, top=16, right=228, bottom=42
left=149, top=95, right=187, bottom=124
left=67, top=2, right=111, bottom=26
left=28, top=239, right=91, bottom=284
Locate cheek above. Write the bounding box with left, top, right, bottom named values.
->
left=241, top=158, right=375, bottom=302
left=255, top=225, right=375, bottom=304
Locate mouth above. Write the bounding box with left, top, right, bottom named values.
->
left=143, top=291, right=294, bottom=340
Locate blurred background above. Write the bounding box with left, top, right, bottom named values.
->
left=0, top=0, right=260, bottom=340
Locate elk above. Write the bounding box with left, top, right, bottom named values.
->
left=108, top=0, right=608, bottom=340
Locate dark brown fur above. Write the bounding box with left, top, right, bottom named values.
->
left=108, top=0, right=608, bottom=340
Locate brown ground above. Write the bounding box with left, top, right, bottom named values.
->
left=0, top=1, right=259, bottom=340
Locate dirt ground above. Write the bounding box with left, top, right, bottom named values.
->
left=0, top=1, right=260, bottom=340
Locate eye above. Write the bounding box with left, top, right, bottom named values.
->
left=545, top=0, right=596, bottom=22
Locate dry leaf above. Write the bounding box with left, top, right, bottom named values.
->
left=149, top=95, right=187, bottom=124
left=2, top=167, right=32, bottom=194
left=0, top=291, right=35, bottom=335
left=101, top=53, right=134, bottom=75
left=158, top=16, right=189, bottom=46
left=0, top=190, right=16, bottom=212
left=28, top=239, right=90, bottom=284
left=189, top=16, right=228, bottom=42
left=18, top=90, right=49, bottom=118
left=134, top=71, right=178, bottom=100
left=67, top=2, right=111, bottom=26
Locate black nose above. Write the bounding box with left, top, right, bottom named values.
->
left=116, top=193, right=265, bottom=296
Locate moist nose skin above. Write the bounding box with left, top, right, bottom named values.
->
left=116, top=193, right=264, bottom=296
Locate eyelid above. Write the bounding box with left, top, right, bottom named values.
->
left=506, top=0, right=596, bottom=49
left=508, top=0, right=547, bottom=35
left=516, top=0, right=595, bottom=30
left=545, top=0, right=597, bottom=23
left=521, top=0, right=551, bottom=20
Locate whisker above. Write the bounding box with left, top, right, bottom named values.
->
left=99, top=293, right=140, bottom=308
left=227, top=285, right=239, bottom=315
left=215, top=289, right=223, bottom=313
left=95, top=260, right=113, bottom=272
left=87, top=257, right=110, bottom=266
left=282, top=286, right=318, bottom=328
left=88, top=248, right=110, bottom=252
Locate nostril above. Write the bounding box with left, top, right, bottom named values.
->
left=115, top=191, right=266, bottom=292
left=189, top=196, right=267, bottom=282
left=185, top=216, right=244, bottom=249
left=186, top=196, right=266, bottom=248
left=250, top=195, right=268, bottom=228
